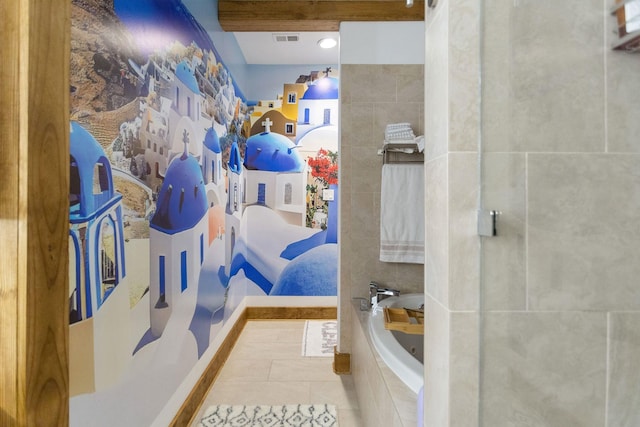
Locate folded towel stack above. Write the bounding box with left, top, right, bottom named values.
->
left=384, top=123, right=415, bottom=144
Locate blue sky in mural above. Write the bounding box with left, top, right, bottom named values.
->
left=114, top=0, right=246, bottom=100
left=114, top=0, right=214, bottom=53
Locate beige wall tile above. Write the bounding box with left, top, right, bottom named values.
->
left=350, top=146, right=381, bottom=193
left=417, top=102, right=425, bottom=137
left=382, top=363, right=418, bottom=427
left=425, top=155, right=449, bottom=307
left=448, top=153, right=479, bottom=311
left=528, top=154, right=640, bottom=311
left=341, top=63, right=424, bottom=424
left=417, top=1, right=640, bottom=426
left=341, top=102, right=374, bottom=147
left=606, top=43, right=640, bottom=153
left=448, top=0, right=480, bottom=153
left=350, top=311, right=377, bottom=426
left=424, top=294, right=450, bottom=427
left=483, top=0, right=605, bottom=153
left=425, top=0, right=447, bottom=31
left=340, top=63, right=425, bottom=313
left=341, top=66, right=399, bottom=103
left=350, top=239, right=397, bottom=292
left=349, top=192, right=377, bottom=238
left=481, top=312, right=607, bottom=427
left=392, top=410, right=404, bottom=427
left=374, top=102, right=423, bottom=138
left=480, top=0, right=511, bottom=153
left=338, top=286, right=353, bottom=353
left=608, top=312, right=640, bottom=427
left=393, top=263, right=425, bottom=295
left=350, top=304, right=418, bottom=427
left=425, top=1, right=449, bottom=160
left=397, top=70, right=425, bottom=104
left=449, top=311, right=479, bottom=427
left=481, top=153, right=526, bottom=311
left=381, top=64, right=424, bottom=78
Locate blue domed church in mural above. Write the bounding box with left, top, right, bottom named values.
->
left=296, top=76, right=339, bottom=140
left=149, top=143, right=209, bottom=338
left=68, top=122, right=130, bottom=396
left=202, top=126, right=223, bottom=187
left=243, top=126, right=307, bottom=226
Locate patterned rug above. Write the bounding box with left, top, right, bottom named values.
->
left=199, top=404, right=338, bottom=426
left=302, top=320, right=337, bottom=357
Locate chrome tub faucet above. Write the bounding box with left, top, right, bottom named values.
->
left=369, top=281, right=400, bottom=307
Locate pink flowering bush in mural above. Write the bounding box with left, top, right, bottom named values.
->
left=308, top=148, right=338, bottom=186
left=306, top=148, right=338, bottom=229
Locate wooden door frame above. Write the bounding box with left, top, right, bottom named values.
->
left=1, top=1, right=70, bottom=425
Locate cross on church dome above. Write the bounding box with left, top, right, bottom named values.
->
left=262, top=118, right=273, bottom=133
left=181, top=129, right=190, bottom=159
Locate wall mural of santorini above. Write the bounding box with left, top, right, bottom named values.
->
left=68, top=0, right=338, bottom=424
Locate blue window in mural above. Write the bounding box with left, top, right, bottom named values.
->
left=180, top=250, right=187, bottom=292
left=200, top=234, right=204, bottom=265
left=157, top=255, right=167, bottom=308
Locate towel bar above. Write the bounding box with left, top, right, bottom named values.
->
left=380, top=142, right=424, bottom=164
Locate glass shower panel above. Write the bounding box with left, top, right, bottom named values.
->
left=479, top=1, right=640, bottom=426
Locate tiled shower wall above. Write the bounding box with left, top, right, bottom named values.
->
left=425, top=0, right=640, bottom=426
left=424, top=1, right=481, bottom=425
left=481, top=0, right=640, bottom=425
left=339, top=64, right=424, bottom=354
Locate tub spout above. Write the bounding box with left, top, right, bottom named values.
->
left=369, top=282, right=400, bottom=307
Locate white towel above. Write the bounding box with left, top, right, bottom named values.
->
left=385, top=123, right=415, bottom=142
left=380, top=163, right=424, bottom=264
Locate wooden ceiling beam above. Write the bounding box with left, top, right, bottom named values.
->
left=218, top=0, right=425, bottom=32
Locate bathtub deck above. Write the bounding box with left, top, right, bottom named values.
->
left=351, top=302, right=419, bottom=427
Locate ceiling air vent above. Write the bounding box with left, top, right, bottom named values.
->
left=273, top=33, right=299, bottom=43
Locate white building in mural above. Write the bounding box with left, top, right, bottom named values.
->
left=296, top=76, right=339, bottom=141
left=294, top=74, right=340, bottom=182
left=68, top=122, right=130, bottom=396
left=139, top=58, right=231, bottom=179
left=132, top=47, right=239, bottom=339
left=243, top=119, right=307, bottom=226
left=225, top=139, right=245, bottom=277
left=202, top=125, right=227, bottom=247
left=148, top=143, right=209, bottom=338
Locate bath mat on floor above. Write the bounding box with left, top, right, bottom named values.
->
left=199, top=404, right=338, bottom=427
left=302, top=320, right=337, bottom=357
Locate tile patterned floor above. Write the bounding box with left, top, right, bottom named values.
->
left=191, top=320, right=363, bottom=427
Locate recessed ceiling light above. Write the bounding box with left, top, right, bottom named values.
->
left=317, top=38, right=337, bottom=49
